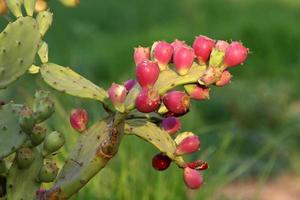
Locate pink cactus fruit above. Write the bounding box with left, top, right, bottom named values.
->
left=134, top=46, right=150, bottom=65
left=176, top=135, right=200, bottom=155
left=163, top=91, right=190, bottom=115
left=153, top=41, right=174, bottom=70
left=192, top=35, right=215, bottom=65
left=135, top=88, right=161, bottom=113
left=162, top=117, right=181, bottom=135
left=185, top=84, right=210, bottom=100
left=123, top=79, right=137, bottom=92
left=187, top=160, right=209, bottom=171
left=70, top=108, right=89, bottom=133
left=173, top=47, right=195, bottom=75
left=215, top=40, right=229, bottom=52
left=136, top=60, right=160, bottom=88
left=183, top=167, right=204, bottom=189
left=215, top=70, right=232, bottom=87
left=108, top=83, right=127, bottom=110
left=223, top=41, right=249, bottom=67
left=171, top=39, right=188, bottom=52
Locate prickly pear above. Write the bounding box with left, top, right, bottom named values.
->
left=173, top=46, right=195, bottom=75
left=35, top=0, right=47, bottom=12
left=135, top=88, right=161, bottom=113
left=192, top=35, right=215, bottom=64
left=30, top=125, right=46, bottom=146
left=19, top=106, right=36, bottom=134
left=134, top=46, right=150, bottom=65
left=215, top=70, right=232, bottom=87
left=153, top=41, right=174, bottom=70
left=163, top=91, right=190, bottom=115
left=152, top=153, right=171, bottom=171
left=70, top=108, right=89, bottom=133
left=176, top=135, right=200, bottom=155
left=187, top=160, right=209, bottom=171
left=184, top=84, right=210, bottom=100
left=183, top=167, right=204, bottom=189
left=38, top=162, right=59, bottom=183
left=43, top=131, right=65, bottom=155
left=224, top=41, right=249, bottom=67
left=136, top=60, right=160, bottom=88
left=162, top=117, right=181, bottom=135
left=16, top=147, right=35, bottom=169
left=108, top=83, right=127, bottom=112
left=171, top=39, right=188, bottom=52
left=33, top=97, right=55, bottom=123
left=123, top=79, right=137, bottom=92
left=215, top=40, right=229, bottom=52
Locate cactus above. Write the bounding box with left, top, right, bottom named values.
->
left=0, top=17, right=41, bottom=89
left=24, top=0, right=37, bottom=16
left=0, top=103, right=27, bottom=158
left=7, top=148, right=43, bottom=200
left=40, top=63, right=109, bottom=104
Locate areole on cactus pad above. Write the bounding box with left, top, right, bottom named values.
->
left=0, top=0, right=249, bottom=199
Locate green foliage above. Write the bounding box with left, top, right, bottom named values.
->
left=0, top=17, right=41, bottom=89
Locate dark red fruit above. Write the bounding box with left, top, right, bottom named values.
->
left=152, top=153, right=171, bottom=171
left=135, top=88, right=161, bottom=113
left=162, top=117, right=181, bottom=135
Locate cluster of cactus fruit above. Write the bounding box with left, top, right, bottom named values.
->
left=0, top=0, right=249, bottom=199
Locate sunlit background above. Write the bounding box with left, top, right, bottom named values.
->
left=1, top=0, right=300, bottom=199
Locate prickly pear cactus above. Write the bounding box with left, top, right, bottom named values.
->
left=0, top=17, right=41, bottom=88
left=0, top=103, right=27, bottom=158
left=40, top=63, right=109, bottom=103
left=6, top=148, right=43, bottom=200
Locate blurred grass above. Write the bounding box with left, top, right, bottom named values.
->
left=1, top=0, right=300, bottom=199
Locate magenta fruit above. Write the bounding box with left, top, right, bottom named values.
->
left=163, top=91, right=190, bottom=115
left=107, top=83, right=127, bottom=112
left=134, top=46, right=150, bottom=65
left=175, top=135, right=200, bottom=155
left=69, top=108, right=89, bottom=133
left=162, top=117, right=181, bottom=135
left=152, top=153, right=171, bottom=171
left=183, top=167, right=204, bottom=189
left=153, top=41, right=174, bottom=70
left=123, top=79, right=137, bottom=92
left=135, top=88, right=161, bottom=113
left=173, top=47, right=195, bottom=75
left=185, top=84, right=210, bottom=101
left=136, top=60, right=160, bottom=88
left=223, top=41, right=249, bottom=67
left=171, top=39, right=188, bottom=52
left=215, top=70, right=232, bottom=87
left=193, top=35, right=215, bottom=65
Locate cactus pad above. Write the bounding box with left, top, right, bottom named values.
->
left=38, top=41, right=48, bottom=63
left=23, top=0, right=36, bottom=16
left=36, top=11, right=53, bottom=36
left=124, top=119, right=178, bottom=160
left=153, top=63, right=206, bottom=94
left=0, top=103, right=27, bottom=159
left=46, top=118, right=117, bottom=199
left=0, top=17, right=41, bottom=88
left=40, top=63, right=108, bottom=103
left=7, top=148, right=43, bottom=200
left=6, top=0, right=23, bottom=18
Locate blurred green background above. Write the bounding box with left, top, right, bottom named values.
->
left=1, top=0, right=300, bottom=199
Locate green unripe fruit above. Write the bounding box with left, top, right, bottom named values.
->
left=38, top=162, right=58, bottom=183
left=16, top=147, right=35, bottom=169
left=43, top=131, right=65, bottom=155
left=19, top=106, right=36, bottom=134
left=30, top=125, right=46, bottom=146
left=33, top=97, right=55, bottom=123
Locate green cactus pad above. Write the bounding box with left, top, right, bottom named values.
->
left=38, top=41, right=48, bottom=63
left=153, top=63, right=206, bottom=94
left=23, top=0, right=36, bottom=16
left=6, top=0, right=23, bottom=17
left=36, top=10, right=53, bottom=36
left=40, top=63, right=109, bottom=103
left=7, top=148, right=43, bottom=200
left=46, top=118, right=117, bottom=199
left=124, top=119, right=177, bottom=160
left=0, top=103, right=27, bottom=159
left=0, top=17, right=41, bottom=89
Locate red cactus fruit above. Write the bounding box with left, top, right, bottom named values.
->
left=70, top=108, right=89, bottom=133
left=135, top=88, right=161, bottom=113
left=176, top=135, right=200, bottom=155
left=224, top=41, right=248, bottom=67
left=136, top=60, right=160, bottom=88
left=171, top=39, right=188, bottom=52
left=162, top=117, right=181, bottom=135
left=173, top=47, right=195, bottom=75
left=185, top=84, right=210, bottom=101
left=107, top=83, right=127, bottom=110
left=134, top=46, right=150, bottom=65
left=152, top=153, right=171, bottom=171
left=163, top=91, right=190, bottom=115
left=123, top=79, right=137, bottom=92
left=153, top=41, right=174, bottom=70
left=215, top=70, right=232, bottom=87
left=187, top=160, right=209, bottom=171
left=183, top=167, right=204, bottom=189
left=215, top=40, right=229, bottom=52
left=192, top=35, right=215, bottom=65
